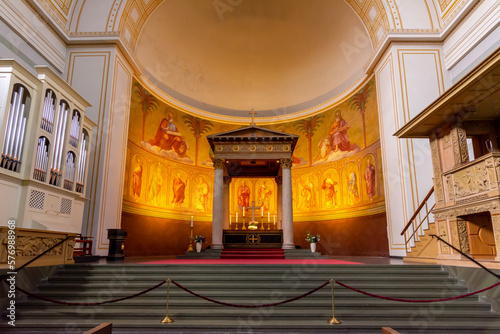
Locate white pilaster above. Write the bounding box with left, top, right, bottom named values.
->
left=281, top=158, right=294, bottom=249
left=212, top=159, right=224, bottom=249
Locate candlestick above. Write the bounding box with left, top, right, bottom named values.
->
left=236, top=212, right=238, bottom=222
left=186, top=227, right=194, bottom=252
left=191, top=216, right=193, bottom=228
left=243, top=207, right=245, bottom=217
left=261, top=206, right=263, bottom=217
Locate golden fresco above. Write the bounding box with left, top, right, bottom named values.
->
left=123, top=78, right=384, bottom=221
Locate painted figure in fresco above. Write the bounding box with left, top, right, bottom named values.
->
left=148, top=166, right=163, bottom=205
left=148, top=115, right=188, bottom=158
left=132, top=158, right=143, bottom=200
left=322, top=173, right=338, bottom=207
left=166, top=112, right=178, bottom=132
left=195, top=176, right=209, bottom=211
left=300, top=176, right=316, bottom=209
left=172, top=172, right=187, bottom=208
left=237, top=181, right=251, bottom=211
left=315, top=137, right=332, bottom=161
left=258, top=181, right=272, bottom=211
left=364, top=158, right=376, bottom=201
left=329, top=110, right=355, bottom=152
left=347, top=171, right=359, bottom=205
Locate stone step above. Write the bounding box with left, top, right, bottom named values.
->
left=47, top=273, right=456, bottom=282
left=3, top=321, right=499, bottom=334
left=21, top=298, right=489, bottom=309
left=33, top=288, right=474, bottom=299
left=57, top=264, right=446, bottom=273
left=5, top=263, right=498, bottom=333
left=13, top=308, right=498, bottom=319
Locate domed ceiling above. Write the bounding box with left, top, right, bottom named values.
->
left=135, top=0, right=373, bottom=118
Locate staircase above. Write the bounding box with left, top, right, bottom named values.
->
left=3, top=263, right=500, bottom=333
left=220, top=248, right=285, bottom=259
left=402, top=187, right=439, bottom=262
left=405, top=222, right=439, bottom=262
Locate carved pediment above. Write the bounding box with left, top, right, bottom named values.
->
left=207, top=126, right=298, bottom=140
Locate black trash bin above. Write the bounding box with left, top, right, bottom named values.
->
left=107, top=229, right=127, bottom=261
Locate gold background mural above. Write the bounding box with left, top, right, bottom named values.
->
left=123, top=77, right=384, bottom=221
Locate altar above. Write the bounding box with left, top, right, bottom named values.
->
left=223, top=230, right=283, bottom=249
left=207, top=121, right=298, bottom=250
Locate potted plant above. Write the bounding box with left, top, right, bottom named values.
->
left=193, top=235, right=206, bottom=252
left=305, top=231, right=320, bottom=253
left=248, top=221, right=258, bottom=230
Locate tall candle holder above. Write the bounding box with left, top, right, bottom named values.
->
left=186, top=226, right=194, bottom=253
left=242, top=218, right=246, bottom=230
left=260, top=217, right=264, bottom=230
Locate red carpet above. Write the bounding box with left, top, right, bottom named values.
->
left=220, top=248, right=285, bottom=259
left=141, top=259, right=362, bottom=265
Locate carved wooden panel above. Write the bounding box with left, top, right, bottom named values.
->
left=437, top=220, right=450, bottom=254
left=430, top=136, right=444, bottom=203
left=457, top=219, right=470, bottom=254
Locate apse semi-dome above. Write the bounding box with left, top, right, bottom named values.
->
left=135, top=0, right=373, bottom=118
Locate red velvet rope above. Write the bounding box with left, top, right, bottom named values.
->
left=171, top=279, right=330, bottom=308
left=334, top=280, right=500, bottom=303
left=15, top=280, right=166, bottom=306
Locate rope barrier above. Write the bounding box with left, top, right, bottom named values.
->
left=15, top=280, right=166, bottom=306
left=171, top=279, right=330, bottom=308
left=334, top=280, right=500, bottom=303
left=431, top=235, right=500, bottom=280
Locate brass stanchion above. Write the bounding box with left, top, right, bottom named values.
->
left=161, top=279, right=174, bottom=324
left=328, top=279, right=341, bottom=324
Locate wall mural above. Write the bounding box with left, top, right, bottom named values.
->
left=123, top=77, right=384, bottom=221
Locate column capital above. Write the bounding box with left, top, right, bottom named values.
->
left=213, top=158, right=225, bottom=169
left=280, top=158, right=293, bottom=169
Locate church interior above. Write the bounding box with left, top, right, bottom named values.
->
left=0, top=0, right=499, bottom=333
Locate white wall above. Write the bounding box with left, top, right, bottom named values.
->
left=375, top=44, right=450, bottom=256
left=0, top=0, right=66, bottom=72
left=65, top=46, right=133, bottom=256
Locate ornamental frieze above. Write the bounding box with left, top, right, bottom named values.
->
left=433, top=200, right=500, bottom=220
left=15, top=236, right=64, bottom=257
left=215, top=144, right=291, bottom=153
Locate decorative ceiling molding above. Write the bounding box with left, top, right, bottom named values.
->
left=345, top=0, right=391, bottom=48
left=117, top=0, right=163, bottom=51
left=115, top=0, right=393, bottom=52
left=32, top=0, right=72, bottom=29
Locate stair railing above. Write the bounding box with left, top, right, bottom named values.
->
left=400, top=186, right=435, bottom=253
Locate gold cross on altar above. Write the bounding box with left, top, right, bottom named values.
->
left=249, top=109, right=256, bottom=126
left=247, top=234, right=260, bottom=245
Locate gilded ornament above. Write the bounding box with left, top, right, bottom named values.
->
left=232, top=145, right=239, bottom=152
left=249, top=145, right=256, bottom=152
left=283, top=145, right=291, bottom=152
left=266, top=145, right=273, bottom=152
left=215, top=145, right=223, bottom=152
left=213, top=158, right=225, bottom=169
left=280, top=158, right=293, bottom=169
